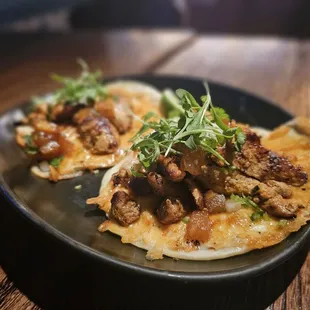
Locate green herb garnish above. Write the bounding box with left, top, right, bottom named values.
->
left=250, top=211, right=265, bottom=222
left=49, top=156, right=64, bottom=168
left=32, top=59, right=107, bottom=107
left=131, top=83, right=245, bottom=169
left=230, top=194, right=265, bottom=221
left=182, top=216, right=190, bottom=224
left=278, top=219, right=289, bottom=228
left=24, top=134, right=39, bottom=155
left=130, top=167, right=144, bottom=177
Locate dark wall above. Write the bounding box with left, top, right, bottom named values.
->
left=189, top=0, right=310, bottom=37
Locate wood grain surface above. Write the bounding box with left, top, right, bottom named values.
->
left=0, top=29, right=194, bottom=113
left=157, top=36, right=310, bottom=116
left=0, top=31, right=309, bottom=310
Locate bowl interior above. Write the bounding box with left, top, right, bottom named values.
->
left=1, top=75, right=308, bottom=275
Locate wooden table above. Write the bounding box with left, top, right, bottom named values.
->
left=0, top=30, right=309, bottom=310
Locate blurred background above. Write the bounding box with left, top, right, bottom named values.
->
left=1, top=0, right=310, bottom=37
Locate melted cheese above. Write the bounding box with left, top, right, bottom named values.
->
left=89, top=118, right=310, bottom=261
left=16, top=82, right=161, bottom=181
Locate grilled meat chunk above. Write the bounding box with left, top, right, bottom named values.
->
left=197, top=165, right=229, bottom=194
left=263, top=180, right=292, bottom=199
left=147, top=172, right=184, bottom=197
left=147, top=172, right=166, bottom=196
left=50, top=103, right=84, bottom=122
left=25, top=112, right=46, bottom=125
left=157, top=197, right=186, bottom=224
left=185, top=178, right=204, bottom=210
left=112, top=168, right=131, bottom=188
left=95, top=98, right=133, bottom=134
left=204, top=190, right=226, bottom=214
left=73, top=108, right=98, bottom=124
left=77, top=115, right=119, bottom=154
left=199, top=165, right=301, bottom=218
left=129, top=177, right=152, bottom=196
left=233, top=133, right=307, bottom=186
left=110, top=191, right=140, bottom=226
left=158, top=155, right=186, bottom=182
left=261, top=196, right=299, bottom=218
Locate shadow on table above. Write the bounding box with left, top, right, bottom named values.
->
left=0, top=196, right=308, bottom=310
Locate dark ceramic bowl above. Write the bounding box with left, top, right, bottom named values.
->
left=0, top=75, right=309, bottom=285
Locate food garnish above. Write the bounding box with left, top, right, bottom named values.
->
left=131, top=83, right=245, bottom=168
left=230, top=194, right=265, bottom=221
left=32, top=59, right=107, bottom=107
left=49, top=156, right=64, bottom=168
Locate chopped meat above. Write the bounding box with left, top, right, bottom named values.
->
left=199, top=165, right=301, bottom=218
left=110, top=191, right=140, bottom=226
left=224, top=172, right=260, bottom=196
left=157, top=197, right=186, bottom=224
left=32, top=120, right=58, bottom=134
left=147, top=172, right=166, bottom=196
left=210, top=142, right=235, bottom=167
left=184, top=178, right=204, bottom=209
left=186, top=210, right=212, bottom=243
left=200, top=165, right=293, bottom=200
left=77, top=115, right=120, bottom=154
left=261, top=196, right=299, bottom=218
left=197, top=165, right=228, bottom=194
left=180, top=148, right=207, bottom=176
left=130, top=177, right=152, bottom=196
left=158, top=155, right=186, bottom=182
left=112, top=168, right=131, bottom=188
left=95, top=97, right=133, bottom=134
left=73, top=108, right=98, bottom=125
left=204, top=190, right=226, bottom=214
left=50, top=103, right=84, bottom=122
left=25, top=112, right=46, bottom=125
left=263, top=180, right=292, bottom=199
left=233, top=133, right=307, bottom=186
left=147, top=172, right=184, bottom=197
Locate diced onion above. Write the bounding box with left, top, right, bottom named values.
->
left=39, top=161, right=50, bottom=172
left=225, top=200, right=242, bottom=212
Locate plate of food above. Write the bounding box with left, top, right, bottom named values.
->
left=0, top=63, right=309, bottom=282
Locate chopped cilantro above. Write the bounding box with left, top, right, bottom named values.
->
left=230, top=194, right=266, bottom=222
left=263, top=213, right=270, bottom=221
left=23, top=134, right=39, bottom=155
left=32, top=59, right=107, bottom=107
left=250, top=211, right=264, bottom=222
left=112, top=95, right=120, bottom=102
left=278, top=219, right=288, bottom=228
left=130, top=167, right=144, bottom=177
left=49, top=156, right=64, bottom=168
left=182, top=216, right=190, bottom=224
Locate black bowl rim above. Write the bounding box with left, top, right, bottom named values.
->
left=1, top=74, right=309, bottom=283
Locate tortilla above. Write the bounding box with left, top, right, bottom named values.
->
left=87, top=118, right=310, bottom=260
left=15, top=81, right=162, bottom=181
